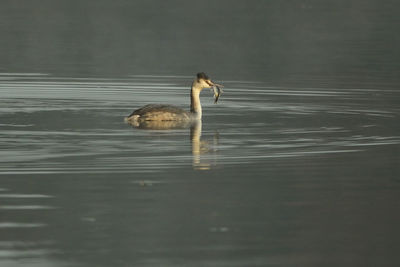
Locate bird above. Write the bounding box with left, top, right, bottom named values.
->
left=125, top=72, right=222, bottom=126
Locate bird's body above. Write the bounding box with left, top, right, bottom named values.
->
left=125, top=73, right=221, bottom=125
left=127, top=104, right=191, bottom=122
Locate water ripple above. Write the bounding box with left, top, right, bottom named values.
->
left=0, top=205, right=55, bottom=210
left=0, top=194, right=53, bottom=198
left=0, top=223, right=46, bottom=228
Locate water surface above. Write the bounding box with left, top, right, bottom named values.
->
left=1, top=0, right=400, bottom=266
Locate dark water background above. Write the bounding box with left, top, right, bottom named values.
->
left=1, top=1, right=400, bottom=266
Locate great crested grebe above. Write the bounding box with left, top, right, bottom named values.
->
left=125, top=72, right=222, bottom=124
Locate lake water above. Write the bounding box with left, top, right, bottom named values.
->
left=1, top=1, right=400, bottom=267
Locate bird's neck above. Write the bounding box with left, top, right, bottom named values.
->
left=190, top=85, right=202, bottom=120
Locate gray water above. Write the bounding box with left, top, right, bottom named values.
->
left=1, top=1, right=400, bottom=267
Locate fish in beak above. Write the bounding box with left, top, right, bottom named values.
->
left=207, top=80, right=223, bottom=104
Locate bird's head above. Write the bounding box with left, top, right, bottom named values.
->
left=193, top=72, right=215, bottom=89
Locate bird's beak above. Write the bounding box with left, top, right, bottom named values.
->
left=206, top=80, right=223, bottom=88
left=206, top=80, right=215, bottom=87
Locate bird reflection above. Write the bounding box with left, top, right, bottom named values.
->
left=127, top=120, right=217, bottom=170
left=190, top=121, right=212, bottom=170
